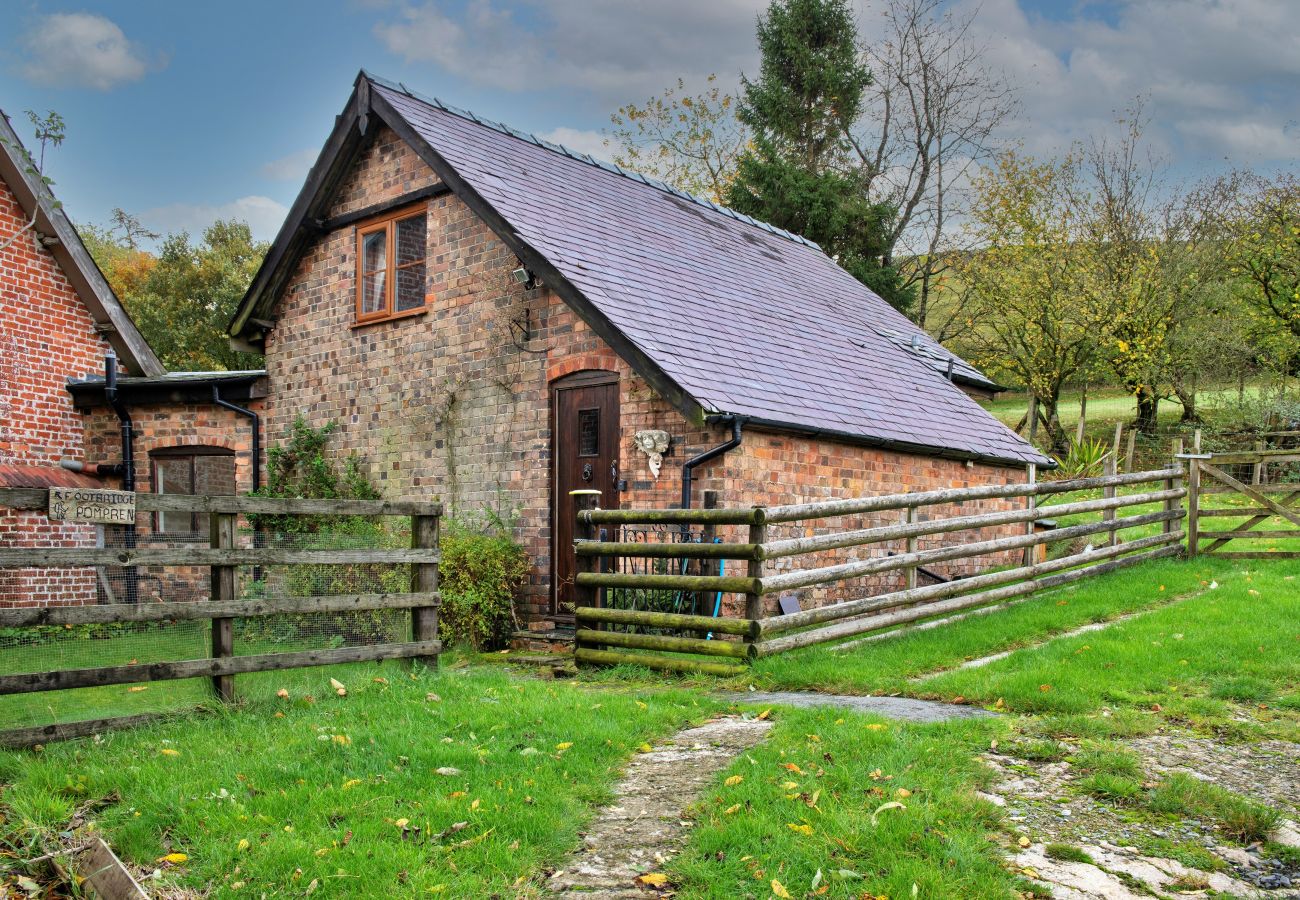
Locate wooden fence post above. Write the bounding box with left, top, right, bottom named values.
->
left=744, top=516, right=767, bottom=655
left=1022, top=464, right=1037, bottom=567
left=1253, top=440, right=1265, bottom=485
left=209, top=511, right=236, bottom=703
left=1112, top=422, right=1124, bottom=473
left=1166, top=438, right=1183, bottom=536
left=904, top=504, right=917, bottom=590
left=1124, top=429, right=1137, bottom=474
left=1103, top=451, right=1118, bottom=547
left=1187, top=455, right=1201, bottom=557
left=411, top=514, right=440, bottom=667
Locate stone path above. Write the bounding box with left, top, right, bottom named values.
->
left=1012, top=841, right=1268, bottom=899
left=718, top=690, right=994, bottom=722
left=546, top=715, right=773, bottom=898
left=985, top=735, right=1300, bottom=898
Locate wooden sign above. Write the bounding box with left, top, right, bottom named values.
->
left=48, top=487, right=136, bottom=525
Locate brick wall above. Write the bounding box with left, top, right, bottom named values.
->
left=82, top=399, right=262, bottom=605
left=0, top=171, right=108, bottom=607
left=263, top=124, right=1029, bottom=624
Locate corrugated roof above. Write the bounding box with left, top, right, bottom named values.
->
left=366, top=77, right=1047, bottom=467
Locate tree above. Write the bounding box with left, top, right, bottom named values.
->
left=1229, top=173, right=1300, bottom=339
left=856, top=0, right=1017, bottom=337
left=725, top=0, right=912, bottom=310
left=607, top=75, right=748, bottom=204
left=0, top=110, right=65, bottom=252
left=86, top=218, right=267, bottom=371
left=957, top=149, right=1105, bottom=454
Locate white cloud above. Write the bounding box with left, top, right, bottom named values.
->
left=537, top=127, right=614, bottom=162
left=139, top=196, right=289, bottom=244
left=374, top=0, right=763, bottom=101
left=961, top=0, right=1300, bottom=167
left=19, top=13, right=156, bottom=90
left=259, top=148, right=318, bottom=182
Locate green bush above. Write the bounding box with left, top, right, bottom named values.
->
left=438, top=511, right=528, bottom=651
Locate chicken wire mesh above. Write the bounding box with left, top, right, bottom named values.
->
left=0, top=509, right=417, bottom=730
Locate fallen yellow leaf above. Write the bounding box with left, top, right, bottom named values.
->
left=342, top=779, right=362, bottom=790
left=635, top=873, right=669, bottom=887
left=160, top=748, right=181, bottom=757
left=757, top=709, right=772, bottom=720
left=1018, top=836, right=1031, bottom=848
left=556, top=742, right=573, bottom=751
left=157, top=852, right=188, bottom=864
left=724, top=804, right=741, bottom=814
left=771, top=878, right=793, bottom=898
left=236, top=839, right=250, bottom=852
left=782, top=763, right=804, bottom=774
left=895, top=788, right=912, bottom=799
left=787, top=823, right=814, bottom=835
left=725, top=775, right=744, bottom=786
left=781, top=781, right=799, bottom=790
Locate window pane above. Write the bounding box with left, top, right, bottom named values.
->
left=155, top=457, right=194, bottom=533
left=362, top=271, right=387, bottom=315
left=578, top=408, right=599, bottom=456
left=396, top=215, right=426, bottom=266
left=395, top=263, right=426, bottom=312
left=362, top=229, right=387, bottom=273
left=194, top=455, right=236, bottom=496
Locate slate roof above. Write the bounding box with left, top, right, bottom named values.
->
left=234, top=73, right=1048, bottom=468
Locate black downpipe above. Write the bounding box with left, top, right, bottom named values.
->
left=104, top=352, right=138, bottom=602
left=681, top=416, right=744, bottom=510
left=211, top=386, right=261, bottom=493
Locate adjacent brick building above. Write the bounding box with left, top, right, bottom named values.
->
left=0, top=109, right=263, bottom=609
left=230, top=73, right=1052, bottom=628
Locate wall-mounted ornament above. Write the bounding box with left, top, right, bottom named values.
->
left=633, top=429, right=671, bottom=479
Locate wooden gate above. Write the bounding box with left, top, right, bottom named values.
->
left=1186, top=446, right=1300, bottom=558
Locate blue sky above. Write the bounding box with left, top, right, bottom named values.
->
left=2, top=0, right=1296, bottom=244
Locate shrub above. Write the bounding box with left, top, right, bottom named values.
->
left=1049, top=437, right=1109, bottom=480
left=438, top=510, right=528, bottom=651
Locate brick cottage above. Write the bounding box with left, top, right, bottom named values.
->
left=0, top=109, right=263, bottom=608
left=227, top=72, right=1052, bottom=629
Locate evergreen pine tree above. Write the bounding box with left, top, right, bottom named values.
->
left=726, top=0, right=912, bottom=312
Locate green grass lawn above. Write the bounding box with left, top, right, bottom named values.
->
left=669, top=710, right=1023, bottom=899
left=917, top=558, right=1300, bottom=729
left=0, top=664, right=719, bottom=897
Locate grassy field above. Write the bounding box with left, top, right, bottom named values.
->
left=918, top=558, right=1300, bottom=726
left=1, top=664, right=720, bottom=897
left=3, top=553, right=1298, bottom=897
left=979, top=381, right=1273, bottom=432
left=670, top=711, right=1023, bottom=899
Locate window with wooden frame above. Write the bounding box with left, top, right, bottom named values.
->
left=355, top=205, right=428, bottom=323
left=150, top=446, right=236, bottom=534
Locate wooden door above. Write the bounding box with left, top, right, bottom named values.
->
left=552, top=373, right=620, bottom=618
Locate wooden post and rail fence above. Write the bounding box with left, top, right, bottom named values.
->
left=0, top=487, right=441, bottom=747
left=1183, top=441, right=1300, bottom=559
left=573, top=464, right=1188, bottom=674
